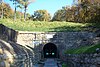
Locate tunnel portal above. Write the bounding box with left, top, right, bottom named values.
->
left=43, top=43, right=58, bottom=58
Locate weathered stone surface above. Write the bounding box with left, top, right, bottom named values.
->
left=0, top=39, right=36, bottom=67
left=16, top=31, right=98, bottom=49
left=65, top=54, right=100, bottom=67
left=0, top=24, right=17, bottom=42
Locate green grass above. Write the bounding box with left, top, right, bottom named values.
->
left=0, top=19, right=99, bottom=32
left=65, top=44, right=100, bottom=54
left=62, top=63, right=68, bottom=67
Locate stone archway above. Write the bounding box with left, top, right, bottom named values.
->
left=43, top=43, right=58, bottom=58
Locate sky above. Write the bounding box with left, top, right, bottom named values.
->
left=4, top=0, right=73, bottom=16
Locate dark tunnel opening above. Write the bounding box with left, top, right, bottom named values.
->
left=43, top=43, right=58, bottom=58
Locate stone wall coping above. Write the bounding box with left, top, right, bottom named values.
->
left=17, top=31, right=94, bottom=34
left=17, top=31, right=57, bottom=34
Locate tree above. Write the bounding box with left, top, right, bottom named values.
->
left=52, top=6, right=76, bottom=22
left=15, top=11, right=24, bottom=19
left=52, top=10, right=64, bottom=21
left=10, top=0, right=19, bottom=21
left=32, top=10, right=51, bottom=21
left=52, top=7, right=67, bottom=21
left=80, top=1, right=90, bottom=22
left=0, top=3, right=14, bottom=18
left=17, top=5, right=23, bottom=20
left=0, top=0, right=4, bottom=19
left=88, top=2, right=100, bottom=23
left=17, top=0, right=35, bottom=21
left=72, top=0, right=100, bottom=23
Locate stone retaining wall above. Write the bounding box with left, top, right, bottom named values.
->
left=64, top=54, right=100, bottom=67
left=0, top=24, right=17, bottom=42
left=16, top=31, right=98, bottom=49
left=16, top=31, right=100, bottom=59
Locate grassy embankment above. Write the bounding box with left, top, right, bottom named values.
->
left=65, top=44, right=100, bottom=54
left=0, top=19, right=99, bottom=32
left=64, top=43, right=100, bottom=67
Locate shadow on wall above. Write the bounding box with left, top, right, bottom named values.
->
left=0, top=24, right=17, bottom=42
left=26, top=43, right=43, bottom=63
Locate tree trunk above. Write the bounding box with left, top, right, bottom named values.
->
left=20, top=9, right=22, bottom=20
left=14, top=1, right=17, bottom=21
left=1, top=0, right=4, bottom=19
left=24, top=6, right=27, bottom=21
left=1, top=4, right=3, bottom=19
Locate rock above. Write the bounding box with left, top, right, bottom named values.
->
left=0, top=48, right=3, bottom=54
left=0, top=61, right=10, bottom=67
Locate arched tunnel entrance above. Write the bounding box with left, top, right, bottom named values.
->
left=43, top=43, right=58, bottom=58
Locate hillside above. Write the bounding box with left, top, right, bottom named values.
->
left=0, top=19, right=100, bottom=32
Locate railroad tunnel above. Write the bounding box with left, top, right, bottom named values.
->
left=43, top=43, right=58, bottom=58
